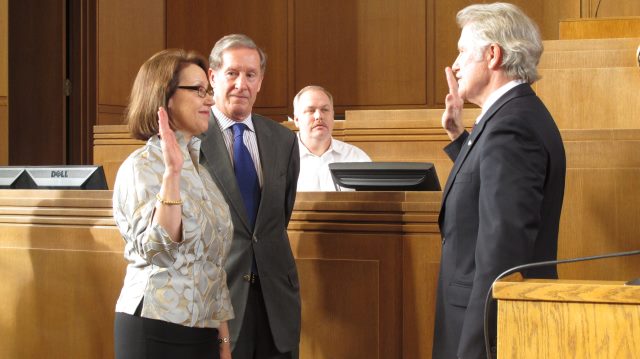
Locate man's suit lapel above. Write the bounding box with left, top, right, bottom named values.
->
left=441, top=84, right=533, bottom=204
left=440, top=119, right=485, bottom=204
left=252, top=115, right=274, bottom=231
left=200, top=114, right=252, bottom=230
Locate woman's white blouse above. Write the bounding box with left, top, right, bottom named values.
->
left=112, top=133, right=234, bottom=328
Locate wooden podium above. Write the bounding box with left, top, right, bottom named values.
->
left=493, top=278, right=640, bottom=359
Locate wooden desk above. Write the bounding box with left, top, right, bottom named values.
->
left=494, top=278, right=640, bottom=358
left=291, top=191, right=442, bottom=358
left=94, top=118, right=640, bottom=283
left=0, top=190, right=442, bottom=359
left=0, top=190, right=122, bottom=359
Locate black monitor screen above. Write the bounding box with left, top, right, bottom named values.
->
left=329, top=162, right=441, bottom=191
left=0, top=166, right=108, bottom=190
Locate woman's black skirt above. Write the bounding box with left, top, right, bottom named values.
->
left=114, top=312, right=220, bottom=359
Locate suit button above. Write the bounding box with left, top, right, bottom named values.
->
left=252, top=235, right=258, bottom=243
left=243, top=273, right=257, bottom=284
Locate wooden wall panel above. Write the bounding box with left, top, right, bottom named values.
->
left=582, top=0, right=640, bottom=17
left=1, top=189, right=439, bottom=359
left=559, top=169, right=640, bottom=279
left=541, top=0, right=581, bottom=40
left=93, top=0, right=603, bottom=124
left=0, top=0, right=5, bottom=164
left=0, top=0, right=5, bottom=98
left=296, top=258, right=380, bottom=358
left=166, top=0, right=290, bottom=120
left=97, top=0, right=165, bottom=125
left=9, top=0, right=65, bottom=165
left=540, top=37, right=639, bottom=66
left=67, top=0, right=99, bottom=165
left=0, top=190, right=123, bottom=359
left=93, top=123, right=640, bottom=282
left=0, top=99, right=6, bottom=165
left=558, top=130, right=640, bottom=279
left=2, top=0, right=96, bottom=166
left=294, top=0, right=426, bottom=110
left=432, top=0, right=472, bottom=107
left=290, top=191, right=441, bottom=359
left=535, top=68, right=640, bottom=128
left=560, top=17, right=640, bottom=39
left=534, top=38, right=640, bottom=129
left=344, top=111, right=640, bottom=282
left=403, top=233, right=442, bottom=358
left=0, top=247, right=124, bottom=358
left=432, top=0, right=556, bottom=107
left=93, top=125, right=143, bottom=189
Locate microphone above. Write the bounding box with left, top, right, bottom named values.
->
left=483, top=249, right=640, bottom=359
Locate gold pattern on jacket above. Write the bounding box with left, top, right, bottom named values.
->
left=112, top=133, right=234, bottom=328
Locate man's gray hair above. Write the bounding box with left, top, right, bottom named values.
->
left=293, top=85, right=334, bottom=115
left=209, top=34, right=267, bottom=73
left=457, top=2, right=542, bottom=83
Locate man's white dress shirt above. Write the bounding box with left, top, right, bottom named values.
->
left=297, top=134, right=371, bottom=191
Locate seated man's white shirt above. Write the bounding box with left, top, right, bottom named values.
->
left=297, top=134, right=371, bottom=191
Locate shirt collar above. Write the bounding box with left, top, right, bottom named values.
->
left=297, top=133, right=341, bottom=157
left=150, top=130, right=199, bottom=147
left=212, top=106, right=255, bottom=132
left=149, top=131, right=201, bottom=163
left=477, top=79, right=526, bottom=124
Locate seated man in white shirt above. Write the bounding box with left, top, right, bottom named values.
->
left=293, top=85, right=371, bottom=191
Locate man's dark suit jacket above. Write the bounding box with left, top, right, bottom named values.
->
left=200, top=113, right=301, bottom=353
left=432, top=84, right=566, bottom=359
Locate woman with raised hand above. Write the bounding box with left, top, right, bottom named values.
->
left=112, top=49, right=233, bottom=359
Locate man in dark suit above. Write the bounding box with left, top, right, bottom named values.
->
left=432, top=3, right=566, bottom=359
left=200, top=34, right=300, bottom=359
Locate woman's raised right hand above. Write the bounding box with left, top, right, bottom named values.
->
left=158, top=107, right=183, bottom=176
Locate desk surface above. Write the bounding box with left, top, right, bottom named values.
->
left=494, top=278, right=640, bottom=304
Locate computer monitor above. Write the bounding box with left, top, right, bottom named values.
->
left=0, top=166, right=108, bottom=190
left=329, top=162, right=441, bottom=191
left=0, top=168, right=30, bottom=189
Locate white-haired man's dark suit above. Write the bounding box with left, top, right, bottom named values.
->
left=433, top=84, right=566, bottom=359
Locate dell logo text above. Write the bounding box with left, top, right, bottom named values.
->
left=51, top=170, right=69, bottom=178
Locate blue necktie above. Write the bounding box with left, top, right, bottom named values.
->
left=232, top=123, right=261, bottom=229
